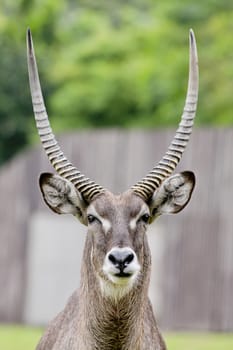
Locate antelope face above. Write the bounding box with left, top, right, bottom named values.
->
left=39, top=171, right=195, bottom=298
left=86, top=191, right=148, bottom=294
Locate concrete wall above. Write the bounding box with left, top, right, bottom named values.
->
left=23, top=212, right=164, bottom=325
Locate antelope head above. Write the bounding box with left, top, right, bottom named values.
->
left=27, top=29, right=198, bottom=300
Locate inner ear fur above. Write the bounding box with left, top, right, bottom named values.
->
left=39, top=173, right=87, bottom=223
left=149, top=171, right=195, bottom=220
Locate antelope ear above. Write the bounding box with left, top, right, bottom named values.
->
left=39, top=173, right=87, bottom=224
left=149, top=171, right=195, bottom=221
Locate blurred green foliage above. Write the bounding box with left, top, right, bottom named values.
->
left=0, top=0, right=232, bottom=164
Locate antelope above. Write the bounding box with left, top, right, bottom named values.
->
left=27, top=28, right=198, bottom=350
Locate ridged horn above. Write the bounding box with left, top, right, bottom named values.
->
left=131, top=29, right=199, bottom=200
left=27, top=28, right=105, bottom=203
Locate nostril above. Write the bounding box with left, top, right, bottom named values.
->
left=124, top=253, right=134, bottom=265
left=104, top=248, right=139, bottom=279
left=108, top=253, right=117, bottom=265
left=107, top=249, right=136, bottom=269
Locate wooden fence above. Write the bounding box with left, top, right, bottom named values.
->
left=0, top=128, right=233, bottom=331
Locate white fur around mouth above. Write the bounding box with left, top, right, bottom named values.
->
left=99, top=273, right=139, bottom=300
left=101, top=247, right=141, bottom=298
left=107, top=271, right=137, bottom=285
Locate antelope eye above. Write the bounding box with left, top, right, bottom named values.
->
left=87, top=214, right=98, bottom=224
left=140, top=213, right=150, bottom=223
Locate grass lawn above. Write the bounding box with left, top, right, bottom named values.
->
left=0, top=325, right=233, bottom=349
left=0, top=325, right=42, bottom=350
left=165, top=332, right=233, bottom=350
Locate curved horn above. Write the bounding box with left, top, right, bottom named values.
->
left=131, top=29, right=199, bottom=200
left=27, top=29, right=105, bottom=202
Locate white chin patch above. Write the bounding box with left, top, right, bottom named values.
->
left=107, top=270, right=139, bottom=285
left=99, top=275, right=138, bottom=301
left=100, top=247, right=141, bottom=300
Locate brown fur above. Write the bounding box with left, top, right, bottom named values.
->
left=37, top=172, right=195, bottom=350
left=36, top=191, right=167, bottom=349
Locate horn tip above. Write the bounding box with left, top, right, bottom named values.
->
left=27, top=27, right=33, bottom=53
left=189, top=29, right=195, bottom=43
left=189, top=29, right=198, bottom=63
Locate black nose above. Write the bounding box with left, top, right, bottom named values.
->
left=108, top=249, right=135, bottom=272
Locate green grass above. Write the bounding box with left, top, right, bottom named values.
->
left=0, top=325, right=42, bottom=350
left=165, top=332, right=233, bottom=350
left=0, top=325, right=233, bottom=350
